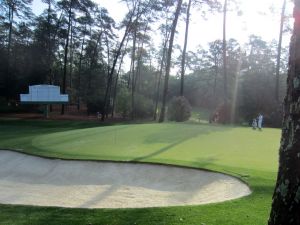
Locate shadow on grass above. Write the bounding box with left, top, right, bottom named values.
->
left=0, top=119, right=104, bottom=130
left=0, top=119, right=103, bottom=142
left=132, top=138, right=193, bottom=161
left=133, top=125, right=230, bottom=162
left=189, top=157, right=217, bottom=169
left=0, top=119, right=132, bottom=153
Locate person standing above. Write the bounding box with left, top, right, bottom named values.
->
left=252, top=118, right=257, bottom=130
left=257, top=113, right=263, bottom=130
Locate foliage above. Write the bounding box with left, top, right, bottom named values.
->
left=133, top=93, right=154, bottom=119
left=0, top=0, right=289, bottom=125
left=116, top=87, right=131, bottom=118
left=168, top=96, right=191, bottom=122
left=176, top=36, right=288, bottom=126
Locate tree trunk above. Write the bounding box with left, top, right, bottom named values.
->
left=3, top=3, right=14, bottom=101
left=134, top=49, right=141, bottom=94
left=130, top=27, right=137, bottom=120
left=153, top=40, right=168, bottom=121
left=268, top=1, right=300, bottom=224
left=222, top=0, right=228, bottom=103
left=47, top=1, right=53, bottom=84
left=213, top=54, right=219, bottom=107
left=275, top=0, right=287, bottom=102
left=69, top=20, right=74, bottom=89
left=111, top=38, right=128, bottom=118
left=105, top=35, right=111, bottom=119
left=101, top=13, right=135, bottom=121
left=5, top=2, right=14, bottom=100
left=77, top=29, right=86, bottom=111
left=153, top=66, right=160, bottom=120
left=47, top=1, right=53, bottom=111
left=158, top=0, right=183, bottom=123
left=106, top=35, right=110, bottom=80
left=132, top=24, right=148, bottom=119
left=50, top=12, right=63, bottom=86
left=7, top=3, right=14, bottom=66
left=88, top=29, right=102, bottom=90
left=101, top=2, right=148, bottom=121
left=61, top=0, right=72, bottom=115
left=180, top=0, right=192, bottom=96
left=135, top=43, right=144, bottom=95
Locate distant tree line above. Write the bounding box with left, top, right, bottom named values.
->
left=0, top=0, right=289, bottom=126
left=182, top=36, right=288, bottom=126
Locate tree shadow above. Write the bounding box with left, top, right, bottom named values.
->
left=132, top=125, right=230, bottom=162
left=131, top=138, right=192, bottom=161
left=79, top=184, right=120, bottom=208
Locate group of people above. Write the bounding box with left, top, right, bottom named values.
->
left=252, top=114, right=263, bottom=130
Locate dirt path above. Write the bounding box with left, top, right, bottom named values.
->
left=0, top=150, right=251, bottom=208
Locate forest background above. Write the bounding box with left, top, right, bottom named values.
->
left=0, top=0, right=293, bottom=125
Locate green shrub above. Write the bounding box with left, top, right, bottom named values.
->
left=168, top=96, right=192, bottom=122
left=133, top=94, right=154, bottom=119
left=116, top=89, right=154, bottom=119
left=116, top=88, right=131, bottom=118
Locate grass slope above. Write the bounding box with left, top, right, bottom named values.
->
left=0, top=119, right=281, bottom=225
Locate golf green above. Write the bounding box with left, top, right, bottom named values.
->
left=0, top=120, right=281, bottom=225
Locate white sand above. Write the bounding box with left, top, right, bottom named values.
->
left=0, top=150, right=251, bottom=208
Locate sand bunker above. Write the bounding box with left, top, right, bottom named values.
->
left=0, top=150, right=251, bottom=208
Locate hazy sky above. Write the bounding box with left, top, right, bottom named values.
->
left=32, top=0, right=293, bottom=45
left=31, top=0, right=293, bottom=71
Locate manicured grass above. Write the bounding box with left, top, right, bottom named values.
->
left=0, top=119, right=281, bottom=225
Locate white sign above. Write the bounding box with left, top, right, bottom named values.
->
left=20, top=85, right=68, bottom=103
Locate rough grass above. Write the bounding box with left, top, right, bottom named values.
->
left=0, top=119, right=281, bottom=225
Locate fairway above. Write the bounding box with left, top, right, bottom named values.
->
left=0, top=120, right=281, bottom=225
